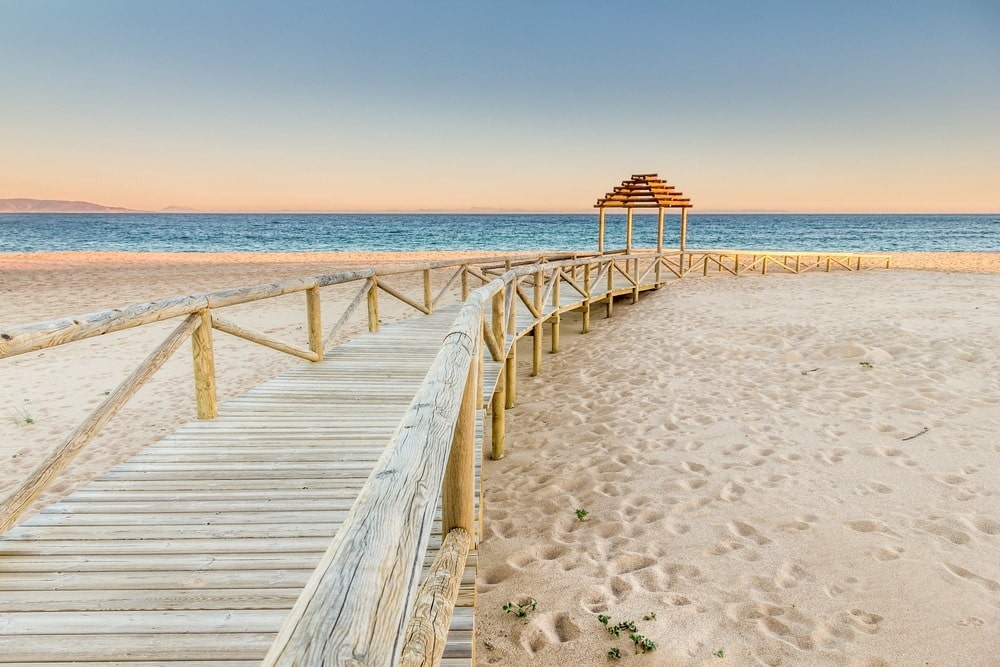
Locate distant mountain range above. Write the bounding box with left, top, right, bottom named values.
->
left=0, top=198, right=199, bottom=213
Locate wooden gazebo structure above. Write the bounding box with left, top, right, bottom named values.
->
left=595, top=173, right=692, bottom=254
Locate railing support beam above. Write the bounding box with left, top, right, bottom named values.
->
left=192, top=309, right=218, bottom=420
left=367, top=278, right=380, bottom=332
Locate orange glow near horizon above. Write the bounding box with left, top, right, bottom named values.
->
left=2, top=3, right=998, bottom=216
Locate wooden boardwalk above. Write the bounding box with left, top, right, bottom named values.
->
left=0, top=306, right=482, bottom=665
left=0, top=250, right=891, bottom=664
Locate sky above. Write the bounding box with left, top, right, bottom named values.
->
left=1, top=1, right=998, bottom=213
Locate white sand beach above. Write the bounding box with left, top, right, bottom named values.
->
left=476, top=262, right=1000, bottom=665
left=1, top=251, right=998, bottom=666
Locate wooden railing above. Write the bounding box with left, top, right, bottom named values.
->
left=0, top=253, right=588, bottom=534
left=0, top=247, right=891, bottom=664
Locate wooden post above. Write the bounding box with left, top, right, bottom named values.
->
left=598, top=207, right=606, bottom=254
left=423, top=268, right=433, bottom=313
left=703, top=256, right=709, bottom=276
left=461, top=266, right=469, bottom=300
left=551, top=274, right=560, bottom=354
left=367, top=278, right=380, bottom=332
left=656, top=207, right=664, bottom=285
left=625, top=207, right=634, bottom=253
left=582, top=263, right=591, bottom=333
left=734, top=253, right=740, bottom=275
left=505, top=349, right=516, bottom=408
left=491, top=291, right=506, bottom=459
left=191, top=309, right=218, bottom=420
left=305, top=286, right=323, bottom=360
left=679, top=207, right=688, bottom=272
left=631, top=258, right=639, bottom=303
left=826, top=257, right=831, bottom=272
left=505, top=281, right=516, bottom=408
left=795, top=255, right=801, bottom=273
left=477, top=319, right=485, bottom=409
left=680, top=207, right=689, bottom=252
left=532, top=270, right=542, bottom=376
left=442, top=359, right=476, bottom=537
left=606, top=260, right=614, bottom=318
left=762, top=257, right=768, bottom=275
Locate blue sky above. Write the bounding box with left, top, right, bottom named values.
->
left=1, top=1, right=997, bottom=211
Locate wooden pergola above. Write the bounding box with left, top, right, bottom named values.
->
left=594, top=173, right=692, bottom=254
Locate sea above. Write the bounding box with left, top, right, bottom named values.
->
left=0, top=213, right=997, bottom=254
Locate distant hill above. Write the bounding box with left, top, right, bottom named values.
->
left=160, top=205, right=200, bottom=213
left=0, top=198, right=137, bottom=213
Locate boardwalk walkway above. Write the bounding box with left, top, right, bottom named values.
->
left=0, top=250, right=889, bottom=664
left=0, top=305, right=481, bottom=665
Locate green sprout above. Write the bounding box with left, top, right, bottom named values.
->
left=714, top=648, right=725, bottom=658
left=575, top=508, right=589, bottom=521
left=597, top=614, right=610, bottom=626
left=860, top=361, right=873, bottom=369
left=502, top=598, right=537, bottom=618
left=607, top=647, right=622, bottom=661
left=643, top=611, right=657, bottom=621
left=629, top=633, right=657, bottom=654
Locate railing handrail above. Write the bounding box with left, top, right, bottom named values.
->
left=262, top=253, right=657, bottom=664
left=0, top=253, right=560, bottom=360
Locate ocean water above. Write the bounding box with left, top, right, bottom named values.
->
left=0, top=213, right=997, bottom=254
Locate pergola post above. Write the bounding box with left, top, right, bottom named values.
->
left=655, top=206, right=664, bottom=286
left=625, top=207, right=634, bottom=253
left=598, top=207, right=606, bottom=254
left=680, top=207, right=689, bottom=252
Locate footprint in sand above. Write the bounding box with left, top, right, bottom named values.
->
left=608, top=553, right=656, bottom=576
left=481, top=563, right=518, bottom=586
left=962, top=515, right=1000, bottom=535
left=775, top=560, right=813, bottom=589
left=517, top=612, right=581, bottom=656
left=913, top=519, right=973, bottom=545
left=846, top=519, right=888, bottom=533
left=943, top=563, right=1000, bottom=592
left=872, top=545, right=904, bottom=561
left=729, top=601, right=816, bottom=651
left=728, top=520, right=772, bottom=545
left=718, top=481, right=745, bottom=501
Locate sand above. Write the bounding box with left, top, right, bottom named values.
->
left=477, top=262, right=1000, bottom=665
left=1, top=250, right=998, bottom=665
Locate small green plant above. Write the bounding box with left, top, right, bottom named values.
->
left=502, top=598, right=537, bottom=618
left=629, top=632, right=657, bottom=654
left=575, top=508, right=589, bottom=521
left=7, top=407, right=34, bottom=426
left=598, top=615, right=658, bottom=660
left=714, top=648, right=725, bottom=658
left=859, top=361, right=873, bottom=369
left=102, top=390, right=111, bottom=396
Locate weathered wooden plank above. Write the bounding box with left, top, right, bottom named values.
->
left=263, top=313, right=478, bottom=665
left=400, top=528, right=471, bottom=667
left=0, top=633, right=274, bottom=662
left=211, top=313, right=319, bottom=362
